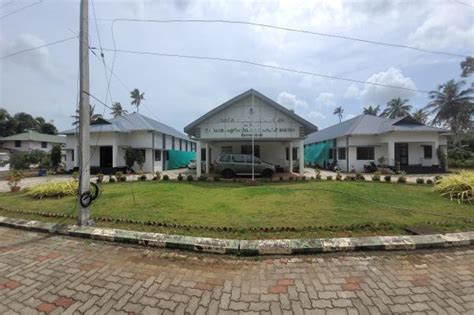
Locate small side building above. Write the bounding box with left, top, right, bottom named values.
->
left=184, top=89, right=318, bottom=177
left=304, top=114, right=450, bottom=173
left=61, top=113, right=195, bottom=174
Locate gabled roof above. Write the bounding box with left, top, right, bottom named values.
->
left=0, top=131, right=66, bottom=144
left=305, top=114, right=449, bottom=144
left=61, top=113, right=190, bottom=140
left=184, top=89, right=318, bottom=136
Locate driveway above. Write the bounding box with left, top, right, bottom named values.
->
left=0, top=226, right=473, bottom=314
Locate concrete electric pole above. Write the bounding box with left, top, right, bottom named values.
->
left=77, top=0, right=92, bottom=226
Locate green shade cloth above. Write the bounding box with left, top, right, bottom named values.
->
left=304, top=141, right=331, bottom=167
left=166, top=150, right=196, bottom=170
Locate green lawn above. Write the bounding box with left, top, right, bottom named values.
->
left=0, top=181, right=472, bottom=239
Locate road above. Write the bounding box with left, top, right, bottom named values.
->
left=0, top=227, right=473, bottom=314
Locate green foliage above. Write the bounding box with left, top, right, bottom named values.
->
left=50, top=145, right=62, bottom=170
left=26, top=180, right=77, bottom=199
left=416, top=178, right=425, bottom=184
left=381, top=98, right=412, bottom=119
left=397, top=172, right=407, bottom=183
left=139, top=174, right=147, bottom=181
left=7, top=170, right=23, bottom=190
left=177, top=173, right=184, bottom=181
left=355, top=173, right=365, bottom=181
left=124, top=148, right=136, bottom=169
left=437, top=147, right=447, bottom=169
left=187, top=174, right=194, bottom=181
left=326, top=175, right=333, bottom=181
left=461, top=56, right=474, bottom=77
left=154, top=171, right=161, bottom=181
left=9, top=154, right=30, bottom=170
left=0, top=109, right=58, bottom=137
left=109, top=176, right=116, bottom=183
left=96, top=173, right=104, bottom=183
left=372, top=171, right=381, bottom=181
left=434, top=171, right=473, bottom=203
left=426, top=179, right=434, bottom=185
left=336, top=171, right=342, bottom=181
left=163, top=174, right=170, bottom=181
left=384, top=175, right=392, bottom=182
left=198, top=175, right=207, bottom=181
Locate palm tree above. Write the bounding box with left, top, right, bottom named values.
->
left=110, top=102, right=128, bottom=117
left=333, top=106, right=344, bottom=123
left=71, top=105, right=103, bottom=126
left=381, top=98, right=412, bottom=119
left=363, top=105, right=380, bottom=116
left=412, top=108, right=429, bottom=124
left=425, top=79, right=474, bottom=132
left=130, top=88, right=145, bottom=113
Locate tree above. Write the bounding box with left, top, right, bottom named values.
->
left=71, top=105, right=103, bottom=126
left=412, top=108, right=429, bottom=124
left=461, top=56, right=474, bottom=77
left=0, top=108, right=16, bottom=137
left=130, top=89, right=145, bottom=113
left=110, top=102, right=128, bottom=117
left=333, top=106, right=344, bottom=123
left=50, top=144, right=62, bottom=170
left=123, top=147, right=144, bottom=171
left=13, top=112, right=37, bottom=134
left=425, top=79, right=474, bottom=132
left=363, top=105, right=380, bottom=116
left=381, top=98, right=412, bottom=119
left=39, top=122, right=58, bottom=135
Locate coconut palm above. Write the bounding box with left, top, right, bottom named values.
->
left=425, top=79, right=474, bottom=132
left=363, top=105, right=380, bottom=116
left=71, top=105, right=103, bottom=126
left=130, top=89, right=145, bottom=113
left=381, top=98, right=412, bottom=119
left=333, top=106, right=344, bottom=123
left=412, top=108, right=429, bottom=124
left=110, top=102, right=128, bottom=117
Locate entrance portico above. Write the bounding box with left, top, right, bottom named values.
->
left=184, top=89, right=317, bottom=178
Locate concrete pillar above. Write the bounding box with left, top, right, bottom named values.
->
left=75, top=145, right=79, bottom=168
left=299, top=139, right=304, bottom=177
left=289, top=141, right=293, bottom=173
left=205, top=142, right=210, bottom=174
left=387, top=140, right=395, bottom=166
left=112, top=143, right=118, bottom=167
left=196, top=141, right=202, bottom=177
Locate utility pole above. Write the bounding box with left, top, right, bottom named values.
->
left=78, top=0, right=92, bottom=226
left=251, top=91, right=255, bottom=181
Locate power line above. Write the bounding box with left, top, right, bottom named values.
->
left=0, top=36, right=77, bottom=59
left=452, top=0, right=474, bottom=8
left=95, top=47, right=430, bottom=94
left=109, top=18, right=467, bottom=58
left=0, top=0, right=44, bottom=20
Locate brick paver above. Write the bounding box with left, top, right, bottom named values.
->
left=0, top=227, right=473, bottom=314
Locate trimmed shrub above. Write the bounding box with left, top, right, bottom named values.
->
left=426, top=179, right=434, bottom=185
left=397, top=172, right=407, bottom=183
left=163, top=174, right=170, bottom=181
left=326, top=175, right=333, bottom=180
left=96, top=173, right=104, bottom=183
left=154, top=171, right=161, bottom=181
left=187, top=174, right=194, bottom=181
left=434, top=170, right=473, bottom=203
left=26, top=180, right=78, bottom=199
left=177, top=173, right=184, bottom=181
left=109, top=176, right=116, bottom=183
left=384, top=175, right=391, bottom=182
left=416, top=178, right=425, bottom=184
left=336, top=171, right=342, bottom=181
left=139, top=174, right=147, bottom=181
left=372, top=171, right=381, bottom=181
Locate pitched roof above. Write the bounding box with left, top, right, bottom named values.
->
left=184, top=89, right=318, bottom=136
left=305, top=114, right=449, bottom=144
left=0, top=131, right=66, bottom=143
left=61, top=113, right=190, bottom=140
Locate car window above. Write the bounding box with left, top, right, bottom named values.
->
left=245, top=156, right=261, bottom=164
left=219, top=154, right=230, bottom=162
left=232, top=154, right=245, bottom=163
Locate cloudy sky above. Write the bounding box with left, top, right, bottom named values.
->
left=1, top=0, right=473, bottom=132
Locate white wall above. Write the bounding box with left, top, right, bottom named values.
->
left=2, top=140, right=60, bottom=152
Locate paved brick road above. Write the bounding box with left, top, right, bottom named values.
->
left=1, top=227, right=473, bottom=314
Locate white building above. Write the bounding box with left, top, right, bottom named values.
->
left=0, top=131, right=66, bottom=153
left=62, top=113, right=195, bottom=173
left=184, top=89, right=318, bottom=177
left=305, top=114, right=450, bottom=173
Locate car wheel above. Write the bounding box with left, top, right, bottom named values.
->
left=262, top=169, right=273, bottom=178
left=222, top=169, right=234, bottom=179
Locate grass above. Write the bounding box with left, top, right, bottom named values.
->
left=0, top=180, right=473, bottom=239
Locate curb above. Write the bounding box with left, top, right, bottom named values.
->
left=0, top=216, right=472, bottom=255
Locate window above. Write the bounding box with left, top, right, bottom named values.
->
left=154, top=149, right=161, bottom=161
left=241, top=145, right=260, bottom=158
left=15, top=140, right=21, bottom=148
left=356, top=147, right=375, bottom=160
left=285, top=147, right=298, bottom=160
left=245, top=155, right=261, bottom=164
left=219, top=154, right=230, bottom=162
left=221, top=146, right=233, bottom=154
left=172, top=137, right=175, bottom=150
left=179, top=139, right=182, bottom=150
left=423, top=145, right=433, bottom=159
left=338, top=148, right=346, bottom=160
left=232, top=154, right=245, bottom=163
left=41, top=142, right=47, bottom=148
left=71, top=149, right=74, bottom=161
left=185, top=141, right=188, bottom=151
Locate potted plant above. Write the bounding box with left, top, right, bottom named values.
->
left=7, top=170, right=24, bottom=193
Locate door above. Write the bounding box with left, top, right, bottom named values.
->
left=395, top=143, right=409, bottom=166
left=99, top=146, right=113, bottom=168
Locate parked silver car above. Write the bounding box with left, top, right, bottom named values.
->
left=213, top=154, right=275, bottom=178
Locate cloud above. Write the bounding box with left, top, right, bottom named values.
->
left=360, top=67, right=417, bottom=106
left=345, top=113, right=356, bottom=120
left=277, top=91, right=308, bottom=110
left=308, top=110, right=327, bottom=120
left=344, top=85, right=360, bottom=99
left=1, top=34, right=61, bottom=79
left=316, top=92, right=337, bottom=107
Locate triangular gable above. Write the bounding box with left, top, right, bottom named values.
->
left=393, top=115, right=424, bottom=126
left=91, top=117, right=112, bottom=125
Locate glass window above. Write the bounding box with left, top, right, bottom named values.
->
left=245, top=155, right=261, bottom=164
left=285, top=147, right=298, bottom=160
left=154, top=150, right=161, bottom=161
left=356, top=147, right=375, bottom=160
left=423, top=145, right=432, bottom=159
left=219, top=154, right=230, bottom=162
left=221, top=146, right=233, bottom=154
left=338, top=148, right=346, bottom=160
left=232, top=154, right=245, bottom=163
left=15, top=140, right=21, bottom=147
left=71, top=149, right=74, bottom=161
left=241, top=145, right=260, bottom=158
left=41, top=142, right=47, bottom=148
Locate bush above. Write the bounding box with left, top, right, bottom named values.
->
left=279, top=176, right=284, bottom=181
left=163, top=174, right=170, bottom=181
left=355, top=173, right=365, bottom=181
left=434, top=175, right=443, bottom=182
left=198, top=175, right=207, bottom=181
left=96, top=173, right=104, bottom=183
left=177, top=173, right=183, bottom=181
left=434, top=170, right=473, bottom=203
left=326, top=175, right=333, bottom=180
left=109, top=176, right=116, bottom=183
left=155, top=171, right=161, bottom=181
left=372, top=171, right=381, bottom=181
left=139, top=174, right=147, bottom=181
left=397, top=171, right=407, bottom=183
left=7, top=170, right=23, bottom=191
left=416, top=178, right=425, bottom=184
left=426, top=179, right=434, bottom=185
left=187, top=174, right=194, bottom=181
left=115, top=171, right=124, bottom=182
left=384, top=175, right=391, bottom=182
left=26, top=180, right=78, bottom=199
left=336, top=171, right=342, bottom=181
left=50, top=144, right=62, bottom=170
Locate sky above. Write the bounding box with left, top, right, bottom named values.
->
left=0, top=0, right=473, bottom=133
